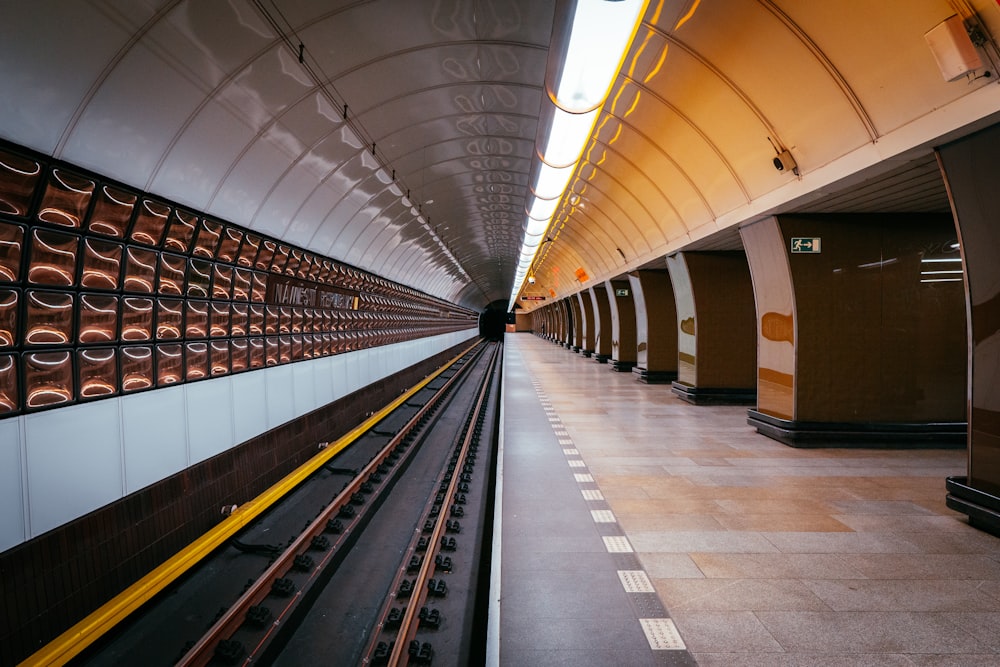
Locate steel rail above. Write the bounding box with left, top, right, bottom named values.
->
left=175, top=343, right=489, bottom=666
left=367, top=342, right=499, bottom=666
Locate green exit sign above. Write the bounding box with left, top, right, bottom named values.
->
left=791, top=237, right=821, bottom=253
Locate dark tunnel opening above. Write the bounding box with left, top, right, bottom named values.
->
left=478, top=301, right=509, bottom=341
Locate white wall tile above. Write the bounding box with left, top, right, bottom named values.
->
left=312, top=355, right=334, bottom=407
left=292, top=362, right=317, bottom=415
left=265, top=364, right=295, bottom=428
left=3, top=328, right=479, bottom=549
left=329, top=355, right=347, bottom=399
left=25, top=400, right=123, bottom=537
left=186, top=378, right=235, bottom=464
left=0, top=419, right=25, bottom=552
left=232, top=370, right=268, bottom=445
left=122, top=385, right=187, bottom=494
left=344, top=353, right=361, bottom=395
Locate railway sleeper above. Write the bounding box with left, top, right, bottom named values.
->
left=427, top=578, right=448, bottom=597
left=434, top=555, right=453, bottom=572
left=386, top=607, right=404, bottom=628
left=292, top=554, right=314, bottom=572
left=213, top=639, right=245, bottom=665
left=372, top=640, right=393, bottom=664
left=408, top=639, right=434, bottom=664
left=418, top=607, right=442, bottom=629
left=407, top=555, right=423, bottom=573
left=245, top=605, right=272, bottom=628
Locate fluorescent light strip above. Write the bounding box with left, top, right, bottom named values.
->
left=508, top=0, right=648, bottom=310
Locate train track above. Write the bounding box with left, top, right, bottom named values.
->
left=79, top=340, right=501, bottom=666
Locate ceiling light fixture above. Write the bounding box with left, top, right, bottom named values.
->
left=508, top=0, right=649, bottom=310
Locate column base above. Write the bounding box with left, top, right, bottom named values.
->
left=632, top=367, right=678, bottom=384
left=571, top=346, right=581, bottom=353
left=593, top=354, right=610, bottom=364
left=748, top=409, right=967, bottom=448
left=581, top=349, right=593, bottom=358
left=672, top=382, right=756, bottom=405
left=946, top=476, right=1000, bottom=537
left=609, top=360, right=636, bottom=372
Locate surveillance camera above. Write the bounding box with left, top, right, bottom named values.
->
left=528, top=276, right=536, bottom=284
left=773, top=150, right=797, bottom=174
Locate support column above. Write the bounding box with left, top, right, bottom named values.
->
left=666, top=252, right=756, bottom=404
left=576, top=290, right=595, bottom=357
left=556, top=299, right=569, bottom=347
left=628, top=269, right=678, bottom=384
left=939, top=123, right=1000, bottom=535
left=559, top=299, right=573, bottom=348
left=605, top=279, right=637, bottom=372
left=741, top=213, right=967, bottom=448
left=569, top=295, right=583, bottom=352
left=589, top=284, right=613, bottom=363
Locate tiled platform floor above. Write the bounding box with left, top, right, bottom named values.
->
left=496, top=333, right=1000, bottom=666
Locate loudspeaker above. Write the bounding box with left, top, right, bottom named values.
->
left=925, top=15, right=983, bottom=82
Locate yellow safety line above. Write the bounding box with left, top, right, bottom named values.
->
left=21, top=342, right=479, bottom=667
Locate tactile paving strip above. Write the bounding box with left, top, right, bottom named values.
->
left=532, top=381, right=693, bottom=662
left=603, top=535, right=634, bottom=553
left=618, top=570, right=655, bottom=593
left=591, top=509, right=617, bottom=523
left=640, top=618, right=686, bottom=650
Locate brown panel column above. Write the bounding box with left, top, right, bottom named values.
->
left=576, top=290, right=595, bottom=357
left=940, top=123, right=1000, bottom=535
left=536, top=306, right=548, bottom=338
left=605, top=279, right=637, bottom=371
left=741, top=213, right=967, bottom=447
left=559, top=298, right=573, bottom=348
left=560, top=299, right=576, bottom=349
left=589, top=284, right=613, bottom=363
left=628, top=269, right=678, bottom=384
left=568, top=295, right=583, bottom=352
left=666, top=251, right=756, bottom=404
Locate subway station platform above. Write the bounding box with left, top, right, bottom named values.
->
left=492, top=333, right=1000, bottom=666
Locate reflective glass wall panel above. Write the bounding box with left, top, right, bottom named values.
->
left=0, top=142, right=477, bottom=417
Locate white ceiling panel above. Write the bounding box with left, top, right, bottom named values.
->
left=61, top=41, right=209, bottom=188
left=210, top=131, right=299, bottom=225
left=0, top=3, right=127, bottom=155
left=149, top=100, right=257, bottom=212
left=2, top=0, right=996, bottom=311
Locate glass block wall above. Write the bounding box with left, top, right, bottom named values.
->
left=0, top=142, right=477, bottom=417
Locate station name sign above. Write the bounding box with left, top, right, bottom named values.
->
left=521, top=295, right=546, bottom=301
left=267, top=274, right=359, bottom=309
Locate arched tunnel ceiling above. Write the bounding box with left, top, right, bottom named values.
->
left=3, top=1, right=1000, bottom=312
